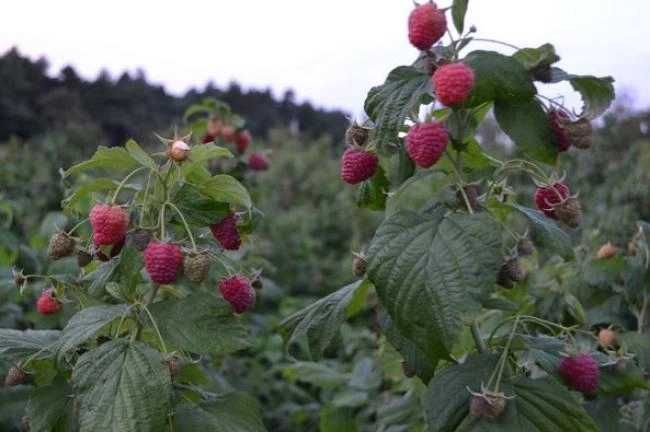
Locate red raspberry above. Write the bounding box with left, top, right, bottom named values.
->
left=90, top=204, right=128, bottom=246
left=235, top=130, right=252, bottom=154
left=549, top=110, right=571, bottom=152
left=559, top=353, right=600, bottom=395
left=340, top=148, right=378, bottom=184
left=408, top=2, right=447, bottom=51
left=248, top=153, right=269, bottom=171
left=36, top=288, right=62, bottom=315
left=405, top=122, right=449, bottom=168
left=534, top=182, right=570, bottom=219
left=210, top=213, right=241, bottom=251
left=218, top=275, right=255, bottom=314
left=143, top=241, right=183, bottom=284
left=432, top=63, right=475, bottom=107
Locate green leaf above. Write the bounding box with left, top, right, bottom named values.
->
left=364, top=66, right=433, bottom=154
left=114, top=246, right=144, bottom=300
left=125, top=139, right=157, bottom=170
left=585, top=397, right=635, bottom=432
left=349, top=357, right=382, bottom=391
left=391, top=142, right=416, bottom=187
left=197, top=175, right=252, bottom=209
left=62, top=178, right=117, bottom=212
left=486, top=377, right=598, bottom=431
left=82, top=255, right=120, bottom=296
left=26, top=377, right=73, bottom=432
left=438, top=138, right=496, bottom=182
left=569, top=75, right=615, bottom=119
left=65, top=146, right=138, bottom=177
left=174, top=392, right=266, bottom=432
left=174, top=184, right=231, bottom=226
left=356, top=165, right=389, bottom=210
left=190, top=143, right=233, bottom=163
left=452, top=0, right=469, bottom=34
left=619, top=332, right=650, bottom=372
left=513, top=44, right=560, bottom=71
left=345, top=279, right=372, bottom=318
left=280, top=280, right=366, bottom=361
left=367, top=208, right=502, bottom=360
left=283, top=362, right=349, bottom=389
left=387, top=170, right=453, bottom=215
left=510, top=205, right=574, bottom=260
left=320, top=405, right=358, bottom=432
left=494, top=98, right=557, bottom=165
left=58, top=304, right=130, bottom=356
left=0, top=386, right=31, bottom=422
left=0, top=329, right=60, bottom=362
left=423, top=353, right=499, bottom=432
left=379, top=311, right=437, bottom=383
left=564, top=293, right=586, bottom=324
left=599, top=361, right=650, bottom=395
left=463, top=51, right=537, bottom=107
left=72, top=339, right=172, bottom=432
left=427, top=370, right=598, bottom=431
left=149, top=294, right=250, bottom=355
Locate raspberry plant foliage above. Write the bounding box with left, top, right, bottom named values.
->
left=0, top=100, right=268, bottom=431
left=281, top=1, right=625, bottom=430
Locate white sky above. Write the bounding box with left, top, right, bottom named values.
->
left=1, top=1, right=648, bottom=115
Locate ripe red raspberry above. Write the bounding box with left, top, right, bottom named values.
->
left=210, top=213, right=241, bottom=250
left=534, top=182, right=570, bottom=219
left=405, top=122, right=449, bottom=168
left=36, top=288, right=62, bottom=315
left=408, top=2, right=447, bottom=51
left=340, top=148, right=378, bottom=184
left=143, top=241, right=183, bottom=284
left=248, top=153, right=269, bottom=171
left=235, top=130, right=252, bottom=154
left=90, top=204, right=128, bottom=246
left=432, top=63, right=475, bottom=107
left=218, top=275, right=255, bottom=314
left=559, top=353, right=600, bottom=395
left=549, top=110, right=571, bottom=152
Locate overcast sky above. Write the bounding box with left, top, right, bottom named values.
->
left=1, top=1, right=648, bottom=115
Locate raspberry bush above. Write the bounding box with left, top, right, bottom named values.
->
left=281, top=1, right=633, bottom=430
left=0, top=101, right=269, bottom=431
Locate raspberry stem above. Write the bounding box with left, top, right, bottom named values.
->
left=638, top=294, right=648, bottom=334
left=66, top=218, right=88, bottom=236
left=486, top=316, right=519, bottom=393
left=495, top=159, right=549, bottom=184
left=141, top=304, right=168, bottom=353
left=111, top=166, right=147, bottom=204
left=471, top=38, right=520, bottom=51
left=165, top=201, right=197, bottom=252
left=471, top=321, right=487, bottom=353
left=138, top=170, right=153, bottom=226
left=446, top=149, right=474, bottom=214
left=159, top=202, right=166, bottom=240
left=113, top=305, right=134, bottom=338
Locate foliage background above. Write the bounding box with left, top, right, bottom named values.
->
left=1, top=48, right=650, bottom=431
